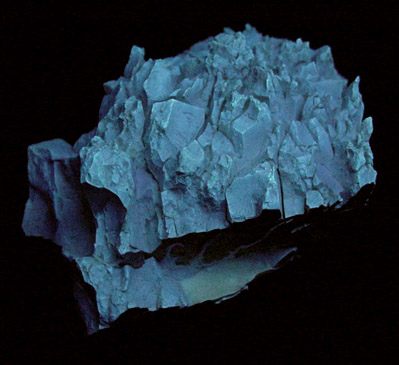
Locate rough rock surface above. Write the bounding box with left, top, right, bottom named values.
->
left=22, top=24, right=376, bottom=333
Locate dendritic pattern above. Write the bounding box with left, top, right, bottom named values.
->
left=22, top=25, right=376, bottom=333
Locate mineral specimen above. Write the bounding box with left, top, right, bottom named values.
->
left=22, top=24, right=376, bottom=333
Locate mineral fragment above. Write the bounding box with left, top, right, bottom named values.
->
left=22, top=24, right=376, bottom=333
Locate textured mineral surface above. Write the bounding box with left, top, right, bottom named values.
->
left=22, top=24, right=376, bottom=333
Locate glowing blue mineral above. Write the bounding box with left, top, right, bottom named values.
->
left=22, top=24, right=376, bottom=333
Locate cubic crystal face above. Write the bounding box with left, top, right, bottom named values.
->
left=22, top=24, right=376, bottom=333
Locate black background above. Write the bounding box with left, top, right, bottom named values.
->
left=1, top=1, right=398, bottom=363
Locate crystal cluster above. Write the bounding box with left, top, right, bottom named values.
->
left=22, top=25, right=376, bottom=332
